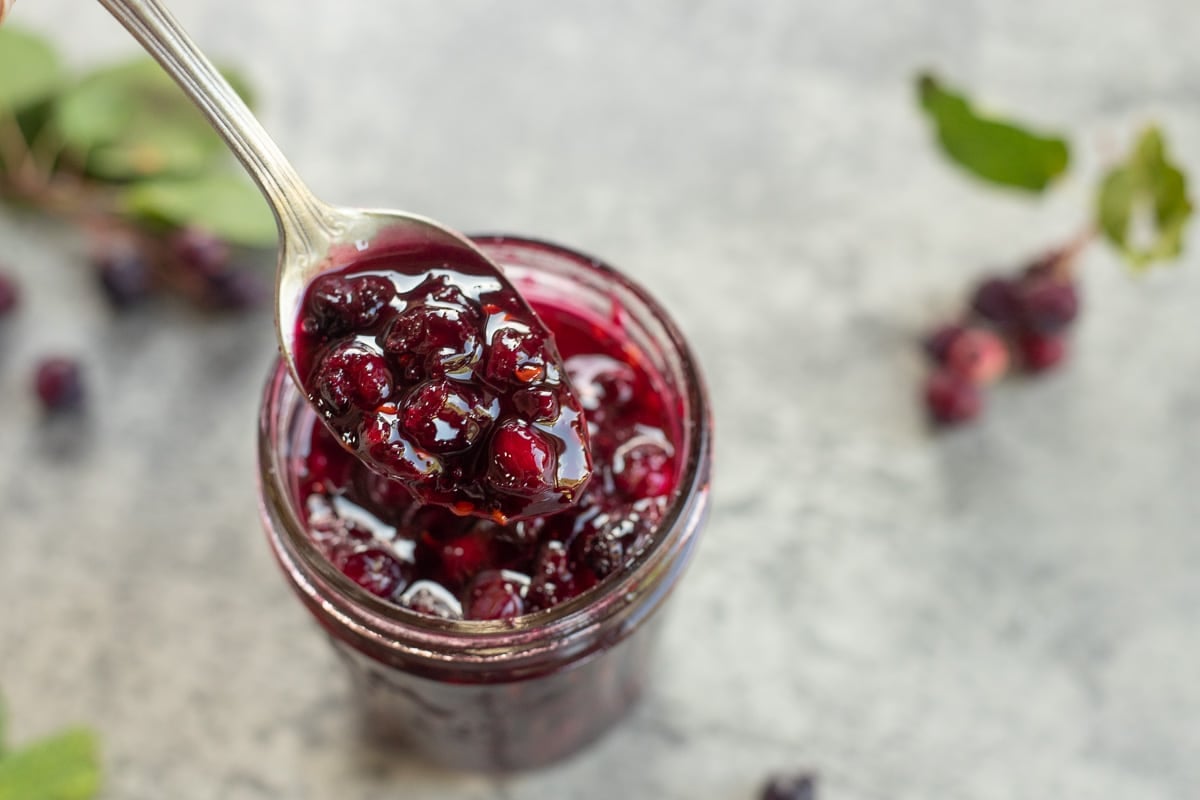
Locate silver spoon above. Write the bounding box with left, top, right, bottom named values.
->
left=95, top=0, right=503, bottom=394
left=97, top=0, right=594, bottom=518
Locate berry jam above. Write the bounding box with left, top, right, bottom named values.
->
left=294, top=242, right=593, bottom=522
left=294, top=296, right=678, bottom=620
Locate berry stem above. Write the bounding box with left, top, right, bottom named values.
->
left=1044, top=225, right=1097, bottom=281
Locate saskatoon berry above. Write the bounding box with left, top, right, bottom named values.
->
left=401, top=379, right=493, bottom=454
left=33, top=357, right=85, bottom=412
left=96, top=248, right=152, bottom=309
left=486, top=420, right=556, bottom=497
left=970, top=276, right=1021, bottom=327
left=944, top=327, right=1009, bottom=385
left=384, top=304, right=482, bottom=379
left=435, top=527, right=496, bottom=587
left=613, top=438, right=675, bottom=498
left=312, top=343, right=394, bottom=415
left=1017, top=276, right=1078, bottom=334
left=170, top=227, right=231, bottom=277
left=924, top=369, right=981, bottom=425
left=205, top=269, right=268, bottom=310
left=761, top=773, right=818, bottom=800
left=1017, top=331, right=1067, bottom=372
left=486, top=326, right=548, bottom=385
left=306, top=273, right=395, bottom=333
left=341, top=548, right=411, bottom=598
left=463, top=570, right=527, bottom=620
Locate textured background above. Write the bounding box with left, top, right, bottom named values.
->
left=3, top=1, right=1200, bottom=798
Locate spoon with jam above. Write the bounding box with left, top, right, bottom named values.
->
left=98, top=0, right=592, bottom=521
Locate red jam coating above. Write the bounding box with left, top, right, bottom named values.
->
left=295, top=298, right=679, bottom=620
left=294, top=241, right=592, bottom=522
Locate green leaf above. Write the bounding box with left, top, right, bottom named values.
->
left=0, top=728, right=100, bottom=800
left=122, top=173, right=277, bottom=247
left=917, top=72, right=1070, bottom=193
left=1096, top=125, right=1193, bottom=270
left=54, top=58, right=255, bottom=180
left=0, top=28, right=65, bottom=112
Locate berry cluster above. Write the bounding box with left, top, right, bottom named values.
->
left=299, top=303, right=677, bottom=620
left=923, top=246, right=1081, bottom=425
left=0, top=226, right=261, bottom=415
left=295, top=249, right=593, bottom=523
left=91, top=225, right=266, bottom=311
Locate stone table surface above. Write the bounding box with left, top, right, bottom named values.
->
left=3, top=1, right=1200, bottom=798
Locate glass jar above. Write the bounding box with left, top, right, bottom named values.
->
left=257, top=235, right=712, bottom=770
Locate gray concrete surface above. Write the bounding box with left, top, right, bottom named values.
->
left=3, top=1, right=1200, bottom=798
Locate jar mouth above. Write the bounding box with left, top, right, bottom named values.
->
left=258, top=235, right=712, bottom=661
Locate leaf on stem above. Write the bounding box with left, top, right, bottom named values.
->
left=0, top=28, right=65, bottom=113
left=917, top=72, right=1070, bottom=192
left=1096, top=125, right=1193, bottom=270
left=122, top=173, right=277, bottom=247
left=53, top=58, right=255, bottom=180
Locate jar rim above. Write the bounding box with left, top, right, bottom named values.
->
left=258, top=234, right=712, bottom=668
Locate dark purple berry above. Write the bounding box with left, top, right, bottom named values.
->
left=313, top=343, right=394, bottom=415
left=463, top=570, right=527, bottom=620
left=970, top=276, right=1021, bottom=327
left=205, top=269, right=268, bottom=310
left=384, top=303, right=482, bottom=380
left=96, top=249, right=152, bottom=308
left=487, top=420, right=556, bottom=497
left=762, top=773, right=818, bottom=800
left=170, top=227, right=231, bottom=276
left=1017, top=331, right=1067, bottom=372
left=1017, top=277, right=1078, bottom=334
left=401, top=379, right=493, bottom=454
left=306, top=273, right=395, bottom=333
left=486, top=326, right=549, bottom=385
left=924, top=369, right=981, bottom=425
left=34, top=357, right=84, bottom=411
left=0, top=271, right=19, bottom=316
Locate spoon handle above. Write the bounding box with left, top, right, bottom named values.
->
left=97, top=0, right=333, bottom=254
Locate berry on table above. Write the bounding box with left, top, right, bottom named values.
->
left=1017, top=330, right=1067, bottom=372
left=944, top=327, right=1009, bottom=385
left=761, top=773, right=818, bottom=800
left=33, top=357, right=85, bottom=412
left=924, top=369, right=982, bottom=425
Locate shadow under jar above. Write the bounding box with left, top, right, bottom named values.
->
left=258, top=235, right=712, bottom=771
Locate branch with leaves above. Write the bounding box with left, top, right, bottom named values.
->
left=915, top=73, right=1193, bottom=426
left=0, top=26, right=275, bottom=311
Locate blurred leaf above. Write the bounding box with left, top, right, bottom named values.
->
left=0, top=28, right=64, bottom=112
left=1096, top=125, right=1192, bottom=270
left=122, top=173, right=277, bottom=247
left=0, top=728, right=100, bottom=800
left=54, top=58, right=254, bottom=180
left=917, top=72, right=1070, bottom=192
